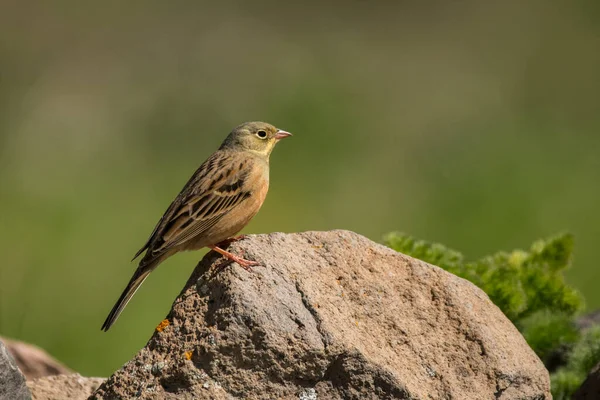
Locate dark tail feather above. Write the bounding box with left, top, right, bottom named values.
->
left=101, top=266, right=153, bottom=332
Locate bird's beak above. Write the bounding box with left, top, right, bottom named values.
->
left=274, top=130, right=292, bottom=140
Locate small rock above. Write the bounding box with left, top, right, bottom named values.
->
left=573, top=362, right=600, bottom=399
left=0, top=336, right=72, bottom=380
left=26, top=373, right=104, bottom=400
left=0, top=339, right=31, bottom=400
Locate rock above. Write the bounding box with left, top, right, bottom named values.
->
left=573, top=362, right=600, bottom=400
left=27, top=374, right=105, bottom=400
left=1, top=336, right=72, bottom=380
left=0, top=339, right=31, bottom=400
left=91, top=230, right=551, bottom=399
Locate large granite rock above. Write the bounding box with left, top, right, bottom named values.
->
left=0, top=339, right=31, bottom=400
left=91, top=230, right=551, bottom=399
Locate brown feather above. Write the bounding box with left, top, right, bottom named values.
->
left=102, top=121, right=290, bottom=331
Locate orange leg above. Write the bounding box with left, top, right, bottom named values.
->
left=209, top=245, right=260, bottom=272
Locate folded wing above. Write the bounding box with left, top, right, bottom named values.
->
left=133, top=152, right=252, bottom=265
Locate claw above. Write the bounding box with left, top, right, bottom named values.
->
left=236, top=258, right=261, bottom=272
left=209, top=244, right=260, bottom=272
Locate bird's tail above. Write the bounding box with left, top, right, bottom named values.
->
left=101, top=265, right=154, bottom=332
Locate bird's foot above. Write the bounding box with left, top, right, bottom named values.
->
left=209, top=245, right=260, bottom=272
left=215, top=235, right=248, bottom=249
left=234, top=257, right=261, bottom=272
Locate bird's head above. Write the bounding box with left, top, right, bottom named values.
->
left=220, top=121, right=292, bottom=157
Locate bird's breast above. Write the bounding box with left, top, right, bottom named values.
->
left=204, top=164, right=269, bottom=245
left=243, top=164, right=269, bottom=221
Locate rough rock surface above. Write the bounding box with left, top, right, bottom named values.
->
left=573, top=362, right=600, bottom=400
left=27, top=374, right=105, bottom=400
left=0, top=339, right=31, bottom=400
left=91, top=230, right=551, bottom=400
left=1, top=336, right=72, bottom=380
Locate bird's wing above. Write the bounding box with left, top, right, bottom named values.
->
left=133, top=151, right=253, bottom=264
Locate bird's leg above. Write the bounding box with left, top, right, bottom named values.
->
left=209, top=245, right=260, bottom=272
left=215, top=234, right=248, bottom=249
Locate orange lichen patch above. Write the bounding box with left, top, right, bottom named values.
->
left=156, top=319, right=170, bottom=332
left=184, top=351, right=193, bottom=360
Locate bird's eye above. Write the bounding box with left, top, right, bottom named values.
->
left=256, top=130, right=267, bottom=139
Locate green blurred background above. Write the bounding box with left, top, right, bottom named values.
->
left=1, top=1, right=599, bottom=377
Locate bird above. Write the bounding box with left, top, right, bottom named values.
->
left=101, top=121, right=292, bottom=331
